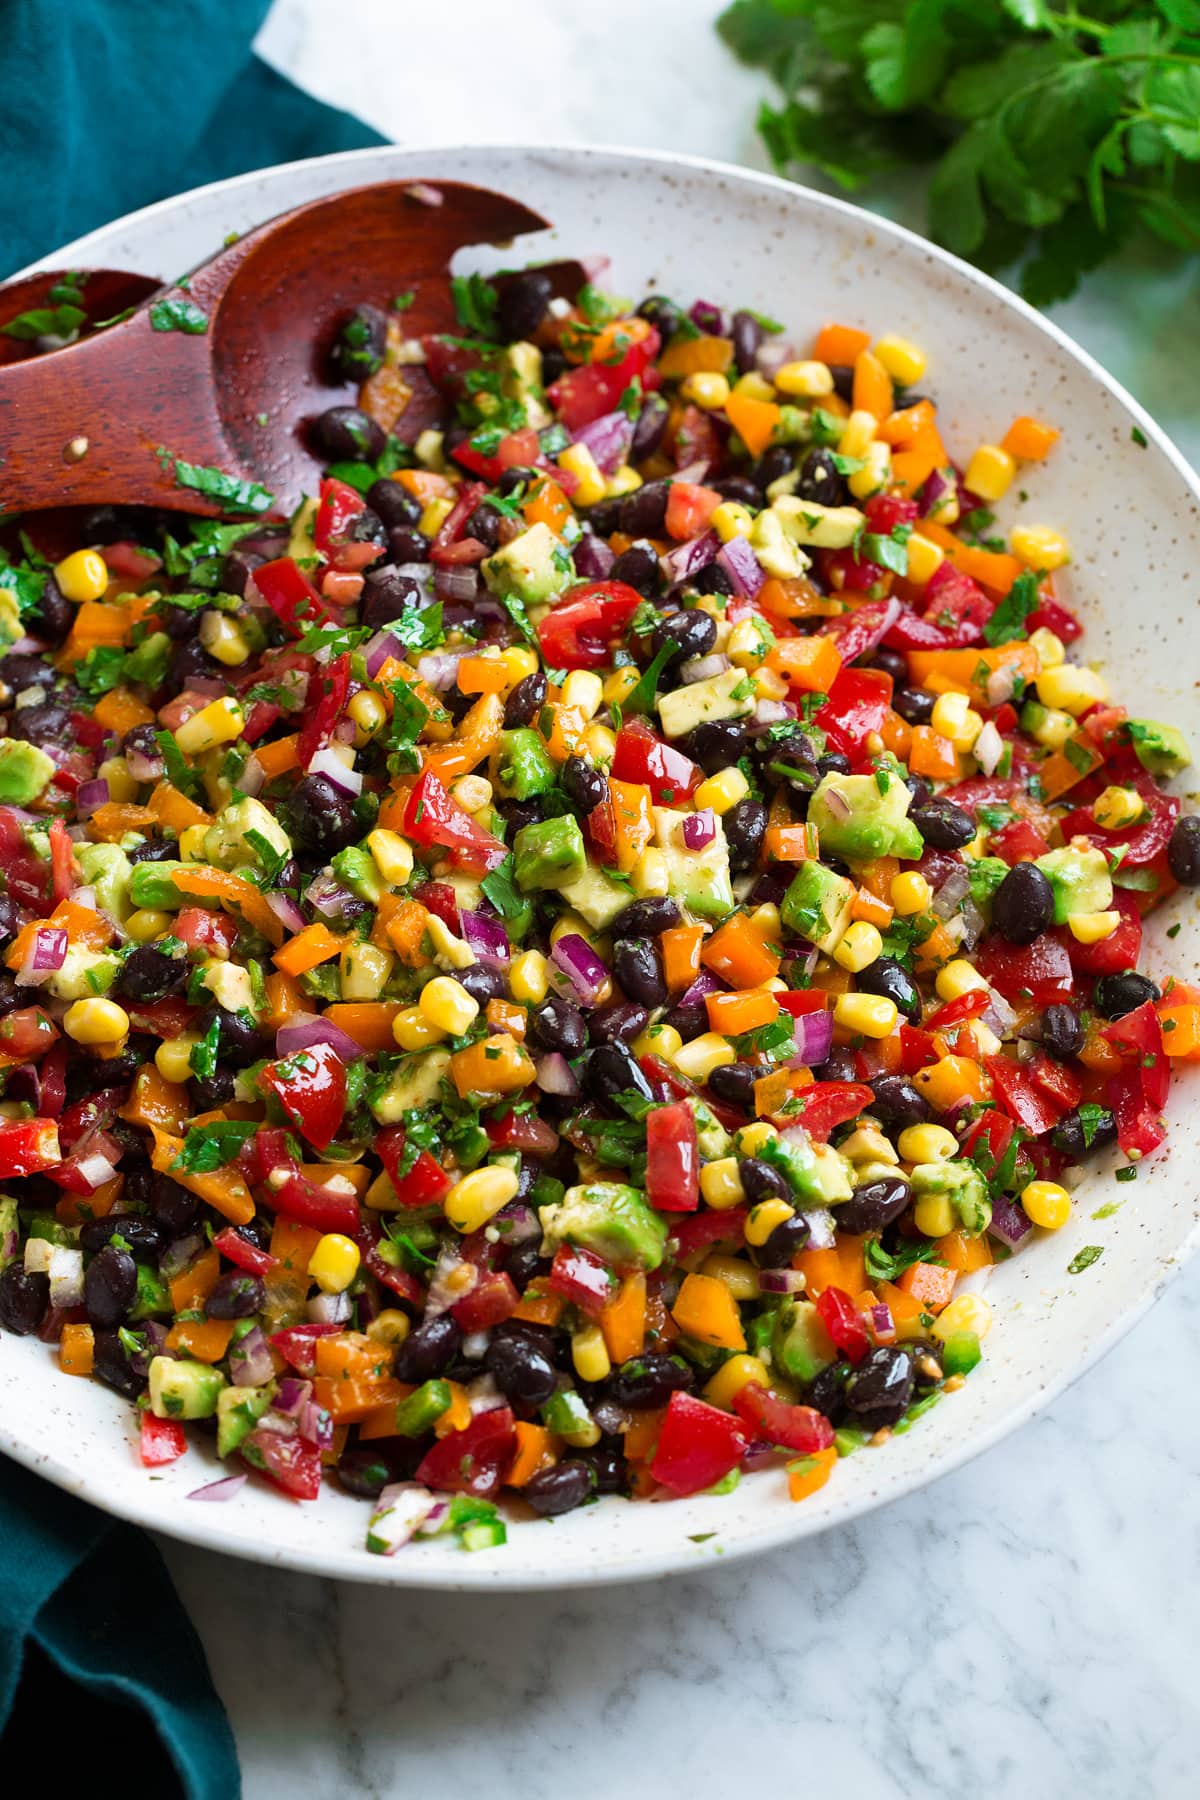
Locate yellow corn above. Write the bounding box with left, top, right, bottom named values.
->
left=125, top=908, right=172, bottom=943
left=1068, top=910, right=1121, bottom=944
left=1093, top=786, right=1144, bottom=831
left=931, top=1292, right=993, bottom=1342
left=366, top=1309, right=412, bottom=1347
left=174, top=696, right=244, bottom=755
left=711, top=501, right=755, bottom=543
left=1028, top=626, right=1065, bottom=670
left=891, top=871, right=931, bottom=916
left=54, top=548, right=108, bottom=603
left=734, top=1121, right=776, bottom=1157
left=199, top=611, right=251, bottom=667
left=348, top=689, right=388, bottom=744
left=673, top=1031, right=737, bottom=1081
left=604, top=465, right=643, bottom=499
left=898, top=1123, right=959, bottom=1163
left=393, top=1006, right=447, bottom=1051
left=155, top=1034, right=200, bottom=1083
left=307, top=1233, right=361, bottom=1294
left=419, top=976, right=479, bottom=1035
left=913, top=1192, right=957, bottom=1238
left=727, top=618, right=773, bottom=669
left=444, top=1164, right=521, bottom=1233
left=509, top=949, right=550, bottom=1005
left=834, top=921, right=883, bottom=973
left=561, top=670, right=604, bottom=719
left=833, top=992, right=898, bottom=1038
left=1021, top=1179, right=1072, bottom=1229
left=367, top=829, right=414, bottom=887
left=904, top=532, right=944, bottom=588
left=63, top=997, right=130, bottom=1046
left=964, top=444, right=1016, bottom=503
left=774, top=360, right=834, bottom=398
left=583, top=722, right=616, bottom=764
left=633, top=1021, right=682, bottom=1062
left=935, top=959, right=990, bottom=1002
left=1010, top=524, right=1070, bottom=571
left=731, top=371, right=776, bottom=403
left=838, top=410, right=878, bottom=459
left=752, top=666, right=790, bottom=702
left=847, top=441, right=891, bottom=501
left=571, top=1325, right=612, bottom=1383
left=705, top=1353, right=771, bottom=1410
left=603, top=665, right=642, bottom=707
left=419, top=496, right=454, bottom=538
left=556, top=442, right=607, bottom=507
left=451, top=774, right=493, bottom=815
left=679, top=371, right=730, bottom=411
left=873, top=335, right=927, bottom=385
left=699, top=1254, right=761, bottom=1302
left=699, top=1158, right=746, bottom=1210
left=744, top=1197, right=795, bottom=1246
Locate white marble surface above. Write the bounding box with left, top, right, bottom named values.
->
left=155, top=4, right=1200, bottom=1793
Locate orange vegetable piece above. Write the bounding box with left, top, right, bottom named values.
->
left=522, top=477, right=574, bottom=536
left=313, top=1376, right=408, bottom=1423
left=382, top=897, right=431, bottom=965
left=905, top=643, right=1038, bottom=707
left=1039, top=741, right=1103, bottom=802
left=920, top=521, right=1022, bottom=596
left=506, top=1422, right=561, bottom=1488
left=914, top=1054, right=990, bottom=1110
left=169, top=866, right=284, bottom=948
left=150, top=1128, right=255, bottom=1228
left=433, top=1381, right=472, bottom=1437
left=852, top=349, right=893, bottom=422
left=422, top=692, right=504, bottom=783
left=358, top=1389, right=416, bottom=1441
left=262, top=970, right=310, bottom=1032
left=166, top=1318, right=236, bottom=1363
left=299, top=1162, right=371, bottom=1198
left=672, top=1273, right=747, bottom=1350
left=908, top=725, right=960, bottom=782
left=934, top=1230, right=994, bottom=1274
left=812, top=323, right=871, bottom=365
left=59, top=1322, right=95, bottom=1376
left=767, top=633, right=843, bottom=693
left=608, top=778, right=654, bottom=872
left=657, top=334, right=734, bottom=378
left=314, top=1332, right=394, bottom=1383
left=851, top=888, right=893, bottom=928
left=324, top=1002, right=405, bottom=1052
left=448, top=1034, right=536, bottom=1100
left=541, top=700, right=588, bottom=765
left=726, top=390, right=782, bottom=458
left=456, top=655, right=510, bottom=696
left=896, top=1262, right=958, bottom=1313
left=120, top=1066, right=190, bottom=1134
left=148, top=781, right=212, bottom=834
left=757, top=576, right=842, bottom=620
left=252, top=734, right=301, bottom=781
left=56, top=1174, right=123, bottom=1228
left=359, top=364, right=413, bottom=434
left=272, top=921, right=345, bottom=978
left=169, top=1246, right=221, bottom=1315
left=913, top=920, right=957, bottom=977
left=487, top=998, right=527, bottom=1038
left=1001, top=415, right=1060, bottom=461
left=662, top=924, right=704, bottom=992
left=87, top=802, right=156, bottom=843
left=880, top=708, right=913, bottom=761
left=394, top=468, right=457, bottom=502
left=764, top=823, right=820, bottom=864
left=93, top=688, right=154, bottom=734
left=787, top=1445, right=838, bottom=1502
left=599, top=1271, right=647, bottom=1366
left=701, top=911, right=779, bottom=990
left=795, top=1246, right=845, bottom=1297
left=623, top=1409, right=666, bottom=1464
left=706, top=986, right=779, bottom=1035
left=510, top=1278, right=565, bottom=1326
left=266, top=1216, right=322, bottom=1285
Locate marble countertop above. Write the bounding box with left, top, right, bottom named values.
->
left=157, top=5, right=1200, bottom=1794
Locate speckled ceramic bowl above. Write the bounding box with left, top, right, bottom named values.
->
left=2, top=146, right=1197, bottom=1589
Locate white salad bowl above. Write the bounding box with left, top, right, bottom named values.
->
left=1, top=144, right=1197, bottom=1589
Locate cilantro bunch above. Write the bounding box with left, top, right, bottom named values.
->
left=717, top=0, right=1200, bottom=301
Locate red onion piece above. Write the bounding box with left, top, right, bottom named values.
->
left=870, top=1302, right=895, bottom=1338
left=551, top=933, right=609, bottom=1006
left=187, top=1475, right=249, bottom=1502
left=434, top=564, right=480, bottom=605
left=304, top=873, right=360, bottom=922
left=308, top=745, right=362, bottom=795
left=266, top=890, right=308, bottom=936
left=717, top=534, right=765, bottom=599
left=160, top=1233, right=206, bottom=1281
left=299, top=1398, right=335, bottom=1450
left=758, top=1267, right=806, bottom=1294
left=462, top=908, right=510, bottom=966
left=756, top=339, right=796, bottom=376
left=932, top=866, right=971, bottom=919
left=682, top=809, right=716, bottom=850
left=370, top=1482, right=443, bottom=1554
left=681, top=652, right=729, bottom=685
left=307, top=1291, right=352, bottom=1326
left=229, top=1325, right=274, bottom=1388
left=572, top=409, right=635, bottom=475
left=74, top=777, right=110, bottom=819
left=662, top=529, right=720, bottom=588
left=790, top=1008, right=834, bottom=1068
left=238, top=755, right=265, bottom=798
left=989, top=1194, right=1033, bottom=1249
left=274, top=1375, right=313, bottom=1417
left=416, top=648, right=471, bottom=692
left=689, top=299, right=726, bottom=335
left=679, top=968, right=726, bottom=1010
left=573, top=532, right=616, bottom=581
left=536, top=1052, right=579, bottom=1097
left=365, top=631, right=403, bottom=677
left=918, top=466, right=952, bottom=516
left=276, top=1015, right=361, bottom=1064
left=800, top=1207, right=837, bottom=1250
left=31, top=926, right=68, bottom=972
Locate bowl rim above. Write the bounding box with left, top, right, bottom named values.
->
left=3, top=139, right=1198, bottom=1590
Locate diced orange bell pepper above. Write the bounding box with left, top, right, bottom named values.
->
left=914, top=1054, right=990, bottom=1110
left=267, top=1216, right=323, bottom=1284
left=880, top=708, right=913, bottom=761
left=313, top=1376, right=408, bottom=1423
left=169, top=1245, right=221, bottom=1315
left=852, top=349, right=893, bottom=422
left=702, top=911, right=780, bottom=989
left=934, top=1230, right=994, bottom=1273
left=358, top=1389, right=417, bottom=1441
left=767, top=633, right=842, bottom=693
left=1001, top=415, right=1060, bottom=462
left=422, top=692, right=505, bottom=783
left=169, top=865, right=284, bottom=948
left=661, top=924, right=703, bottom=992
left=908, top=725, right=960, bottom=782
left=542, top=700, right=588, bottom=765
left=434, top=1381, right=473, bottom=1437
left=608, top=778, right=654, bottom=872
left=448, top=1034, right=536, bottom=1100
left=896, top=1261, right=957, bottom=1313
left=272, top=921, right=345, bottom=978
left=1039, top=740, right=1103, bottom=802
left=148, top=781, right=212, bottom=834
left=87, top=802, right=156, bottom=843
left=672, top=1273, right=746, bottom=1350
left=764, top=823, right=820, bottom=864
left=919, top=521, right=1022, bottom=596
left=522, top=477, right=574, bottom=537
left=787, top=1445, right=838, bottom=1502
left=56, top=1174, right=123, bottom=1228
left=299, top=1162, right=371, bottom=1198
left=120, top=1066, right=191, bottom=1134
left=314, top=1331, right=395, bottom=1383
left=796, top=1246, right=845, bottom=1297
left=906, top=643, right=1038, bottom=707
left=262, top=970, right=310, bottom=1031
left=510, top=1278, right=565, bottom=1326
left=1160, top=998, right=1200, bottom=1061
left=323, top=1002, right=405, bottom=1052
left=252, top=735, right=301, bottom=781
left=359, top=364, right=414, bottom=433
left=166, top=1318, right=237, bottom=1363
left=60, top=1322, right=95, bottom=1376
left=657, top=335, right=734, bottom=378
left=394, top=468, right=457, bottom=503
left=93, top=687, right=155, bottom=734
left=913, top=920, right=957, bottom=976
left=851, top=888, right=893, bottom=928
left=757, top=576, right=842, bottom=620
left=599, top=1271, right=647, bottom=1365
left=706, top=986, right=779, bottom=1035
left=486, top=998, right=527, bottom=1038
left=813, top=323, right=870, bottom=365
left=506, top=1422, right=561, bottom=1488
left=624, top=1409, right=666, bottom=1464
left=725, top=391, right=782, bottom=458
left=455, top=654, right=511, bottom=696
left=151, top=1126, right=255, bottom=1227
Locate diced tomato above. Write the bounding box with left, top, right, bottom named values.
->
left=415, top=1406, right=517, bottom=1498
left=376, top=1126, right=454, bottom=1209
left=243, top=1423, right=323, bottom=1500
left=37, top=1041, right=67, bottom=1119
left=260, top=1042, right=347, bottom=1153
left=296, top=651, right=351, bottom=771
left=1103, top=999, right=1169, bottom=1110
left=1106, top=1064, right=1167, bottom=1160
left=669, top=1209, right=749, bottom=1260
left=0, top=1007, right=60, bottom=1064
left=648, top=1391, right=747, bottom=1497
left=1061, top=774, right=1178, bottom=869
left=313, top=477, right=384, bottom=573
left=361, top=1243, right=424, bottom=1309
left=103, top=539, right=161, bottom=581
left=451, top=1269, right=519, bottom=1333
left=610, top=722, right=702, bottom=805
left=213, top=1226, right=277, bottom=1276
left=252, top=557, right=332, bottom=635
left=411, top=881, right=461, bottom=933
left=815, top=1286, right=870, bottom=1365
left=865, top=493, right=920, bottom=537
left=174, top=906, right=240, bottom=957
left=926, top=988, right=990, bottom=1030
left=48, top=818, right=77, bottom=903
left=124, top=997, right=197, bottom=1038
left=645, top=1100, right=700, bottom=1213
left=429, top=481, right=489, bottom=567
left=1066, top=888, right=1143, bottom=977
left=548, top=1243, right=616, bottom=1317
left=548, top=329, right=660, bottom=430
left=818, top=598, right=901, bottom=666
left=270, top=1171, right=360, bottom=1237
left=985, top=1055, right=1066, bottom=1136
left=815, top=668, right=892, bottom=759
left=139, top=1414, right=187, bottom=1468
left=989, top=818, right=1051, bottom=864
left=485, top=1110, right=560, bottom=1156
left=403, top=769, right=508, bottom=875
left=974, top=934, right=1075, bottom=1007
left=960, top=1108, right=1016, bottom=1179
left=665, top=481, right=721, bottom=542
left=775, top=1082, right=873, bottom=1144
left=1027, top=593, right=1083, bottom=643
left=536, top=580, right=645, bottom=671
left=733, top=1383, right=835, bottom=1453
left=269, top=1323, right=343, bottom=1376
left=0, top=1116, right=61, bottom=1178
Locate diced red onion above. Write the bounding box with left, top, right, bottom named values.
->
left=742, top=1440, right=782, bottom=1472
left=129, top=1320, right=169, bottom=1378
left=551, top=933, right=609, bottom=1006
left=187, top=1474, right=248, bottom=1503
left=973, top=719, right=1003, bottom=776
left=229, top=1325, right=274, bottom=1388
left=462, top=908, right=509, bottom=967
left=492, top=1202, right=541, bottom=1244
left=958, top=895, right=986, bottom=952
left=790, top=1008, right=833, bottom=1068
left=307, top=1290, right=353, bottom=1326
left=333, top=717, right=357, bottom=746
left=425, top=1246, right=475, bottom=1318
left=304, top=873, right=359, bottom=922
left=752, top=698, right=795, bottom=727
left=461, top=1333, right=491, bottom=1363
left=673, top=461, right=711, bottom=486
left=28, top=926, right=67, bottom=975
left=681, top=652, right=729, bottom=685
left=661, top=529, right=720, bottom=587
left=982, top=987, right=1017, bottom=1041
left=823, top=786, right=852, bottom=823
left=573, top=409, right=635, bottom=475
left=74, top=1150, right=119, bottom=1192
left=48, top=1246, right=84, bottom=1308
left=434, top=564, right=480, bottom=605
left=368, top=1483, right=442, bottom=1555
left=308, top=745, right=362, bottom=795
left=757, top=1267, right=806, bottom=1294
left=266, top=890, right=308, bottom=936
left=160, top=1234, right=206, bottom=1281
left=986, top=666, right=1018, bottom=707
left=870, top=1302, right=895, bottom=1338
left=276, top=1014, right=360, bottom=1064
left=989, top=1194, right=1033, bottom=1249
left=125, top=743, right=164, bottom=782
left=536, top=1051, right=579, bottom=1097
left=689, top=299, right=726, bottom=335
left=717, top=534, right=766, bottom=599
left=918, top=467, right=952, bottom=516
left=932, top=866, right=971, bottom=919
left=416, top=648, right=471, bottom=692
left=404, top=183, right=443, bottom=206
left=238, top=755, right=265, bottom=798
left=679, top=968, right=726, bottom=1009
left=74, top=777, right=110, bottom=819
left=299, top=1399, right=335, bottom=1450
left=756, top=339, right=795, bottom=376
left=800, top=1207, right=837, bottom=1250
left=274, top=1376, right=313, bottom=1417
left=682, top=809, right=716, bottom=850
left=365, top=630, right=403, bottom=677
left=573, top=532, right=616, bottom=581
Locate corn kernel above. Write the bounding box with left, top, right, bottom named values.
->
left=340, top=940, right=394, bottom=1001
left=1068, top=910, right=1121, bottom=944
left=54, top=548, right=108, bottom=603
left=444, top=1164, right=521, bottom=1233
left=699, top=1157, right=745, bottom=1210
left=752, top=667, right=789, bottom=702
left=556, top=441, right=608, bottom=507
left=774, top=360, right=834, bottom=398
left=348, top=689, right=388, bottom=744
left=904, top=532, right=945, bottom=588
left=571, top=1325, right=612, bottom=1383
left=731, top=371, right=776, bottom=403
left=699, top=1254, right=761, bottom=1302
left=414, top=429, right=446, bottom=470
left=1036, top=663, right=1109, bottom=717
left=833, top=992, right=898, bottom=1038
left=367, top=829, right=413, bottom=887
left=705, top=1353, right=771, bottom=1410
left=964, top=444, right=1016, bottom=503
left=840, top=1124, right=900, bottom=1166
left=451, top=774, right=493, bottom=815
left=898, top=1123, right=958, bottom=1163
left=1028, top=626, right=1065, bottom=670
left=498, top=646, right=539, bottom=688
left=307, top=1232, right=361, bottom=1295
left=935, top=959, right=990, bottom=1002
left=633, top=1021, right=683, bottom=1062
left=199, top=611, right=251, bottom=667
left=509, top=949, right=549, bottom=1005
left=752, top=902, right=783, bottom=944
left=873, top=335, right=927, bottom=385
left=932, top=1292, right=993, bottom=1342
left=603, top=665, right=641, bottom=707
left=419, top=496, right=454, bottom=538
left=838, top=409, right=878, bottom=460
left=1010, top=523, right=1070, bottom=571
left=1030, top=705, right=1076, bottom=750
left=425, top=913, right=475, bottom=971
left=561, top=669, right=604, bottom=719
left=891, top=871, right=931, bottom=916
left=63, top=997, right=130, bottom=1045
left=174, top=696, right=244, bottom=755
left=125, top=908, right=172, bottom=943
left=693, top=767, right=750, bottom=815
left=393, top=1006, right=447, bottom=1051
left=931, top=690, right=970, bottom=741
left=366, top=1309, right=411, bottom=1347
left=155, top=1033, right=200, bottom=1084
left=834, top=920, right=884, bottom=973
left=584, top=722, right=616, bottom=764
left=913, top=1191, right=957, bottom=1238
left=711, top=501, right=755, bottom=543
left=848, top=440, right=891, bottom=501
left=679, top=371, right=730, bottom=411
left=604, top=464, right=643, bottom=499
left=1093, top=785, right=1145, bottom=831
left=735, top=1121, right=777, bottom=1157
left=549, top=911, right=591, bottom=949
left=926, top=486, right=960, bottom=526
left=744, top=1197, right=795, bottom=1246
left=631, top=846, right=669, bottom=898
left=672, top=1031, right=736, bottom=1082
left=419, top=975, right=479, bottom=1036
left=178, top=823, right=209, bottom=862
left=1021, top=1179, right=1072, bottom=1230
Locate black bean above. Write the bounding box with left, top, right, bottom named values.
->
left=195, top=1004, right=268, bottom=1069
left=0, top=1264, right=48, bottom=1335
left=523, top=1459, right=595, bottom=1517
left=1092, top=971, right=1161, bottom=1019
left=856, top=956, right=921, bottom=1025
left=503, top=1243, right=548, bottom=1290
left=502, top=798, right=547, bottom=837
left=162, top=601, right=201, bottom=641
left=388, top=528, right=430, bottom=564
left=1052, top=1106, right=1117, bottom=1157
left=833, top=1177, right=911, bottom=1234
left=0, top=895, right=27, bottom=944
left=32, top=577, right=72, bottom=646
left=84, top=1243, right=138, bottom=1328
left=725, top=798, right=767, bottom=872
left=731, top=309, right=764, bottom=376
left=361, top=567, right=425, bottom=632
left=394, top=1314, right=463, bottom=1384
left=575, top=1446, right=628, bottom=1495
left=366, top=478, right=421, bottom=532
left=529, top=995, right=587, bottom=1057
left=613, top=937, right=667, bottom=1010
left=741, top=1158, right=792, bottom=1204
left=463, top=504, right=503, bottom=552
left=236, top=1216, right=273, bottom=1253
left=683, top=719, right=749, bottom=775
left=663, top=1000, right=708, bottom=1043
left=906, top=775, right=932, bottom=811
left=796, top=447, right=847, bottom=509
left=912, top=798, right=976, bottom=850
left=171, top=638, right=221, bottom=687
left=618, top=480, right=670, bottom=538
left=89, top=1325, right=145, bottom=1397
left=653, top=610, right=717, bottom=667
left=588, top=1001, right=648, bottom=1047
left=116, top=944, right=186, bottom=1004
left=311, top=405, right=385, bottom=463
left=222, top=549, right=264, bottom=597
left=753, top=446, right=794, bottom=493
left=630, top=394, right=670, bottom=463
left=1168, top=815, right=1200, bottom=887
left=893, top=686, right=936, bottom=726
left=707, top=1061, right=757, bottom=1107
left=712, top=475, right=762, bottom=510
left=336, top=1447, right=402, bottom=1499
left=496, top=270, right=553, bottom=342
left=190, top=1070, right=236, bottom=1111
left=503, top=671, right=548, bottom=729
left=561, top=756, right=607, bottom=814
left=79, top=1216, right=165, bottom=1258
left=844, top=1345, right=914, bottom=1429
left=813, top=1045, right=860, bottom=1083
left=145, top=1174, right=201, bottom=1238
left=206, top=1271, right=266, bottom=1320
left=486, top=1332, right=559, bottom=1408
left=458, top=963, right=508, bottom=1008
left=755, top=1213, right=812, bottom=1269
left=585, top=1042, right=655, bottom=1109
left=1041, top=1003, right=1084, bottom=1062
left=605, top=1352, right=695, bottom=1410
left=804, top=1361, right=850, bottom=1425
left=817, top=751, right=852, bottom=779
left=694, top=564, right=733, bottom=597
left=611, top=897, right=682, bottom=940
left=0, top=652, right=55, bottom=694
left=609, top=544, right=661, bottom=597
left=282, top=773, right=359, bottom=856
left=910, top=1342, right=945, bottom=1391
left=7, top=701, right=73, bottom=749
left=828, top=364, right=855, bottom=401
left=329, top=303, right=388, bottom=381
left=992, top=863, right=1054, bottom=945
left=637, top=295, right=684, bottom=338
left=869, top=648, right=909, bottom=685
left=762, top=742, right=818, bottom=803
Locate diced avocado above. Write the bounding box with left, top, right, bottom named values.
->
left=493, top=728, right=557, bottom=801
left=0, top=738, right=54, bottom=804
left=75, top=842, right=134, bottom=923
left=556, top=860, right=630, bottom=931
left=123, top=631, right=171, bottom=689
left=781, top=860, right=856, bottom=955
left=368, top=1049, right=452, bottom=1124
left=148, top=1355, right=227, bottom=1420
left=482, top=521, right=572, bottom=605
left=48, top=947, right=121, bottom=1001
left=748, top=507, right=809, bottom=580
left=499, top=341, right=550, bottom=430
left=129, top=859, right=192, bottom=912
left=216, top=1381, right=276, bottom=1458
left=0, top=1196, right=18, bottom=1270
left=205, top=796, right=293, bottom=873
left=331, top=844, right=384, bottom=904
left=687, top=1097, right=732, bottom=1161
left=514, top=815, right=586, bottom=892
left=771, top=1298, right=837, bottom=1385
left=0, top=586, right=22, bottom=645
left=772, top=496, right=865, bottom=549
left=654, top=808, right=736, bottom=920
left=539, top=1182, right=669, bottom=1272
left=202, top=960, right=257, bottom=1016
left=658, top=666, right=755, bottom=741
left=760, top=1132, right=853, bottom=1206
left=1035, top=843, right=1113, bottom=923
left=1125, top=718, right=1192, bottom=778
left=809, top=771, right=923, bottom=862
left=967, top=857, right=1009, bottom=907
left=128, top=1262, right=171, bottom=1321
left=806, top=1142, right=854, bottom=1204
left=287, top=493, right=318, bottom=562
left=910, top=1159, right=992, bottom=1236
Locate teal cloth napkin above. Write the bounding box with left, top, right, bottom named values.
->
left=0, top=2, right=384, bottom=1787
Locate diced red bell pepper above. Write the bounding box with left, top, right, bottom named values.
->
left=362, top=1245, right=424, bottom=1309
left=261, top=1041, right=347, bottom=1153
left=960, top=1108, right=1016, bottom=1178
left=415, top=1405, right=517, bottom=1498
left=313, top=476, right=384, bottom=573
left=103, top=539, right=162, bottom=580
left=451, top=1269, right=519, bottom=1333
left=485, top=1110, right=560, bottom=1156
left=777, top=990, right=833, bottom=1017
left=242, top=699, right=282, bottom=743
left=865, top=493, right=920, bottom=537
left=37, top=1041, right=67, bottom=1119
left=610, top=721, right=701, bottom=805
left=411, top=880, right=461, bottom=933
left=989, top=818, right=1052, bottom=864
left=1061, top=775, right=1178, bottom=869
left=637, top=1053, right=697, bottom=1106
left=270, top=1171, right=360, bottom=1237
left=297, top=651, right=351, bottom=771
left=0, top=1116, right=62, bottom=1178
left=1107, top=1064, right=1167, bottom=1160
left=822, top=544, right=888, bottom=592
left=776, top=1081, right=874, bottom=1144
left=243, top=1423, right=323, bottom=1500
left=548, top=1243, right=616, bottom=1317
left=269, top=1322, right=343, bottom=1376
left=1103, top=999, right=1169, bottom=1110
left=732, top=1383, right=835, bottom=1453
left=124, top=996, right=196, bottom=1039
left=452, top=425, right=541, bottom=483
left=429, top=481, right=489, bottom=566
left=648, top=1390, right=747, bottom=1497
left=815, top=1286, right=871, bottom=1365
left=1027, top=593, right=1083, bottom=643
left=1064, top=889, right=1143, bottom=978
left=899, top=1025, right=938, bottom=1074
left=985, top=1055, right=1066, bottom=1136
left=1028, top=1051, right=1083, bottom=1112
left=376, top=1127, right=453, bottom=1209
left=402, top=769, right=508, bottom=875
left=669, top=1209, right=749, bottom=1260
left=926, top=988, right=991, bottom=1031
left=139, top=1413, right=188, bottom=1468
left=548, top=330, right=660, bottom=431
left=48, top=818, right=77, bottom=903
left=239, top=1125, right=296, bottom=1188
left=815, top=668, right=892, bottom=759
left=536, top=580, right=645, bottom=671
left=885, top=602, right=982, bottom=653
left=213, top=1226, right=278, bottom=1277
left=818, top=598, right=900, bottom=666
left=974, top=933, right=1075, bottom=1007
left=645, top=1100, right=700, bottom=1213
left=252, top=557, right=332, bottom=636
left=665, top=481, right=722, bottom=542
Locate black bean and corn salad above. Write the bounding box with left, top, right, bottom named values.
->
left=0, top=270, right=1196, bottom=1554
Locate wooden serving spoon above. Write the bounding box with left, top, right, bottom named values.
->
left=0, top=180, right=575, bottom=521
